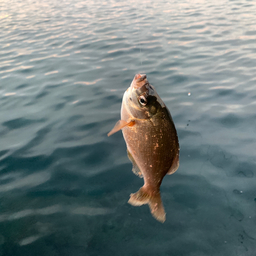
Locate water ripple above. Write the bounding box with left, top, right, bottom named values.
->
left=1, top=0, right=256, bottom=254
left=0, top=171, right=50, bottom=192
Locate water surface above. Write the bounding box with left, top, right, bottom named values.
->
left=1, top=0, right=256, bottom=255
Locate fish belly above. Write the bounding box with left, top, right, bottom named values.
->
left=122, top=117, right=178, bottom=188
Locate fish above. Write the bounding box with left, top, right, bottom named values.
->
left=108, top=74, right=179, bottom=223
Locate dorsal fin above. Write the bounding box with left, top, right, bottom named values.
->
left=127, top=150, right=143, bottom=178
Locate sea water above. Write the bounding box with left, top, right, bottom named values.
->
left=0, top=0, right=256, bottom=255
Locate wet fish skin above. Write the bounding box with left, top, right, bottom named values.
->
left=108, top=74, right=179, bottom=223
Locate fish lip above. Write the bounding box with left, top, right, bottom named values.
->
left=131, top=74, right=148, bottom=89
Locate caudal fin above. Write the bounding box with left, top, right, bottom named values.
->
left=128, top=187, right=166, bottom=223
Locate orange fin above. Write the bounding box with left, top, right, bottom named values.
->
left=108, top=120, right=135, bottom=137
left=128, top=187, right=166, bottom=223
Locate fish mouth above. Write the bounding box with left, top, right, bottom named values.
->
left=131, top=74, right=148, bottom=89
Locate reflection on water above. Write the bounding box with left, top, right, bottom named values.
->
left=0, top=172, right=50, bottom=192
left=0, top=205, right=113, bottom=223
left=0, top=0, right=256, bottom=255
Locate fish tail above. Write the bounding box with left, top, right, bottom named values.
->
left=128, top=187, right=166, bottom=223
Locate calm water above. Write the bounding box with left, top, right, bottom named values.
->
left=1, top=0, right=256, bottom=255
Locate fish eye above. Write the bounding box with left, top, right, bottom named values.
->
left=139, top=96, right=147, bottom=106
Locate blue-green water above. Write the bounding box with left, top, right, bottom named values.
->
left=1, top=0, right=256, bottom=255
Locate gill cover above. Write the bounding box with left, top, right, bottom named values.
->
left=124, top=74, right=166, bottom=120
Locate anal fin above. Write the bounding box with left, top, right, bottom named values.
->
left=167, top=153, right=179, bottom=175
left=127, top=150, right=143, bottom=178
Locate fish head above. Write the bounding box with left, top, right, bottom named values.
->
left=122, top=74, right=166, bottom=120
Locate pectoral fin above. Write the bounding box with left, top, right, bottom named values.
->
left=127, top=150, right=143, bottom=178
left=108, top=120, right=135, bottom=137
